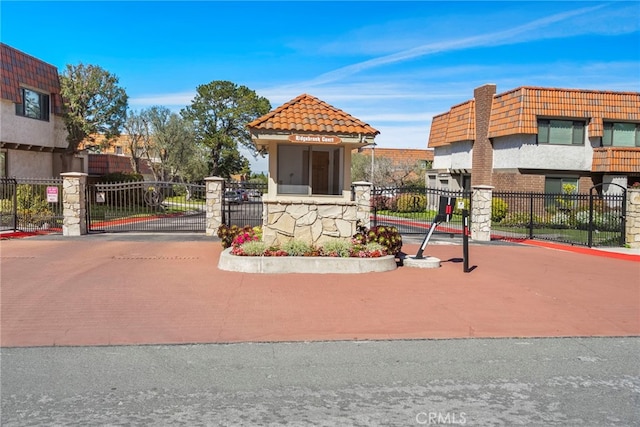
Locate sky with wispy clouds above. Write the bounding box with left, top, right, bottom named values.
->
left=2, top=1, right=639, bottom=173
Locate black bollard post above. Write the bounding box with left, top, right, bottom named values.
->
left=462, top=209, right=470, bottom=273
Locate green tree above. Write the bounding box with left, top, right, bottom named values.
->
left=181, top=81, right=270, bottom=177
left=59, top=63, right=128, bottom=171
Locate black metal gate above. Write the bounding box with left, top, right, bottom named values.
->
left=1, top=177, right=64, bottom=233
left=371, top=186, right=471, bottom=236
left=87, top=181, right=206, bottom=232
left=223, top=182, right=267, bottom=228
left=492, top=186, right=626, bottom=247
left=1, top=177, right=17, bottom=232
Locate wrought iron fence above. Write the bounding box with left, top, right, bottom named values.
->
left=0, top=177, right=64, bottom=232
left=223, top=182, right=267, bottom=228
left=87, top=181, right=206, bottom=232
left=492, top=190, right=626, bottom=247
left=371, top=186, right=471, bottom=237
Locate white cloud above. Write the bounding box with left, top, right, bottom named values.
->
left=291, top=4, right=609, bottom=88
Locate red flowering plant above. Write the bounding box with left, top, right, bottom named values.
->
left=218, top=225, right=263, bottom=254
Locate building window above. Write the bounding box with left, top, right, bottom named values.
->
left=277, top=145, right=343, bottom=195
left=15, top=88, right=50, bottom=121
left=537, top=119, right=584, bottom=145
left=603, top=122, right=640, bottom=147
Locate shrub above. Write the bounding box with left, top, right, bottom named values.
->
left=491, top=198, right=509, bottom=223
left=354, top=224, right=402, bottom=255
left=370, top=194, right=390, bottom=210
left=217, top=225, right=262, bottom=249
left=282, top=239, right=312, bottom=256
left=501, top=212, right=535, bottom=227
left=394, top=193, right=426, bottom=213
left=321, top=239, right=353, bottom=257
left=16, top=185, right=54, bottom=226
left=574, top=210, right=591, bottom=229
left=352, top=242, right=387, bottom=258
left=0, top=198, right=13, bottom=214
left=234, top=241, right=268, bottom=256
left=594, top=211, right=622, bottom=231
left=549, top=212, right=572, bottom=228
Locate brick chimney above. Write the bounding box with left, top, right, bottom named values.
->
left=471, top=84, right=496, bottom=187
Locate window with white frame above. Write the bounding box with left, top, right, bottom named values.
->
left=15, top=88, right=50, bottom=121
left=602, top=122, right=640, bottom=147
left=277, top=145, right=343, bottom=195
left=537, top=119, right=584, bottom=145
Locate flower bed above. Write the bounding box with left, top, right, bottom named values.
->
left=217, top=224, right=402, bottom=259
left=218, top=248, right=398, bottom=274
left=216, top=224, right=402, bottom=274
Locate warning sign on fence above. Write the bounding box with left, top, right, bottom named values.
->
left=46, top=186, right=58, bottom=203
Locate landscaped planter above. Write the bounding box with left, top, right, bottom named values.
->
left=218, top=248, right=397, bottom=274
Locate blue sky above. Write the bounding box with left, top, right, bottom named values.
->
left=2, top=1, right=639, bottom=173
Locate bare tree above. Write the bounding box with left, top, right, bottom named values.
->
left=122, top=110, right=150, bottom=174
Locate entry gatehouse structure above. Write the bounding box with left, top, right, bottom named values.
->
left=247, top=94, right=379, bottom=246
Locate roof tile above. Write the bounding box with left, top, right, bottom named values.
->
left=248, top=93, right=379, bottom=136
left=0, top=43, right=63, bottom=115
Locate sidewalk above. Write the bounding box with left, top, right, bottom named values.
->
left=1, top=234, right=638, bottom=347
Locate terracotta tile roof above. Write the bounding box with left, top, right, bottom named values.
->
left=591, top=147, right=640, bottom=173
left=489, top=87, right=640, bottom=138
left=357, top=147, right=433, bottom=162
left=427, top=113, right=450, bottom=148
left=248, top=93, right=379, bottom=136
left=428, top=86, right=640, bottom=147
left=428, top=100, right=475, bottom=148
left=0, top=43, right=63, bottom=115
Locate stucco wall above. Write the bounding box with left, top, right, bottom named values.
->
left=0, top=100, right=67, bottom=149
left=493, top=134, right=594, bottom=171
left=432, top=141, right=473, bottom=171
left=7, top=149, right=53, bottom=177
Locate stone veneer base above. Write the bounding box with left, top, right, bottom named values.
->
left=218, top=248, right=397, bottom=274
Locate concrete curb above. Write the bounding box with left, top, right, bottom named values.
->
left=218, top=248, right=398, bottom=274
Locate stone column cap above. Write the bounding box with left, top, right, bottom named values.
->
left=352, top=181, right=373, bottom=186
left=204, top=176, right=225, bottom=182
left=60, top=172, right=88, bottom=177
left=472, top=185, right=495, bottom=190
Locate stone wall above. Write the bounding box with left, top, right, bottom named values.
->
left=205, top=177, right=224, bottom=237
left=471, top=185, right=493, bottom=241
left=61, top=172, right=87, bottom=236
left=263, top=200, right=360, bottom=247
left=626, top=188, right=640, bottom=248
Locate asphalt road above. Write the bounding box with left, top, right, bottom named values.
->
left=2, top=337, right=639, bottom=426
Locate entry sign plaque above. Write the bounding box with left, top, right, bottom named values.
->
left=288, top=134, right=341, bottom=144
left=46, top=186, right=58, bottom=203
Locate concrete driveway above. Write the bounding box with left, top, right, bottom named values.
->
left=1, top=233, right=638, bottom=347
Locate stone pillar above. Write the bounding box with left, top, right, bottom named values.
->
left=352, top=181, right=372, bottom=229
left=61, top=172, right=88, bottom=236
left=205, top=176, right=225, bottom=237
left=471, top=185, right=493, bottom=242
left=625, top=188, right=640, bottom=248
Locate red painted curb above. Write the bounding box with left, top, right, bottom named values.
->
left=518, top=239, right=640, bottom=262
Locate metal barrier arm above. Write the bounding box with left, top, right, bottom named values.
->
left=415, top=214, right=445, bottom=259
